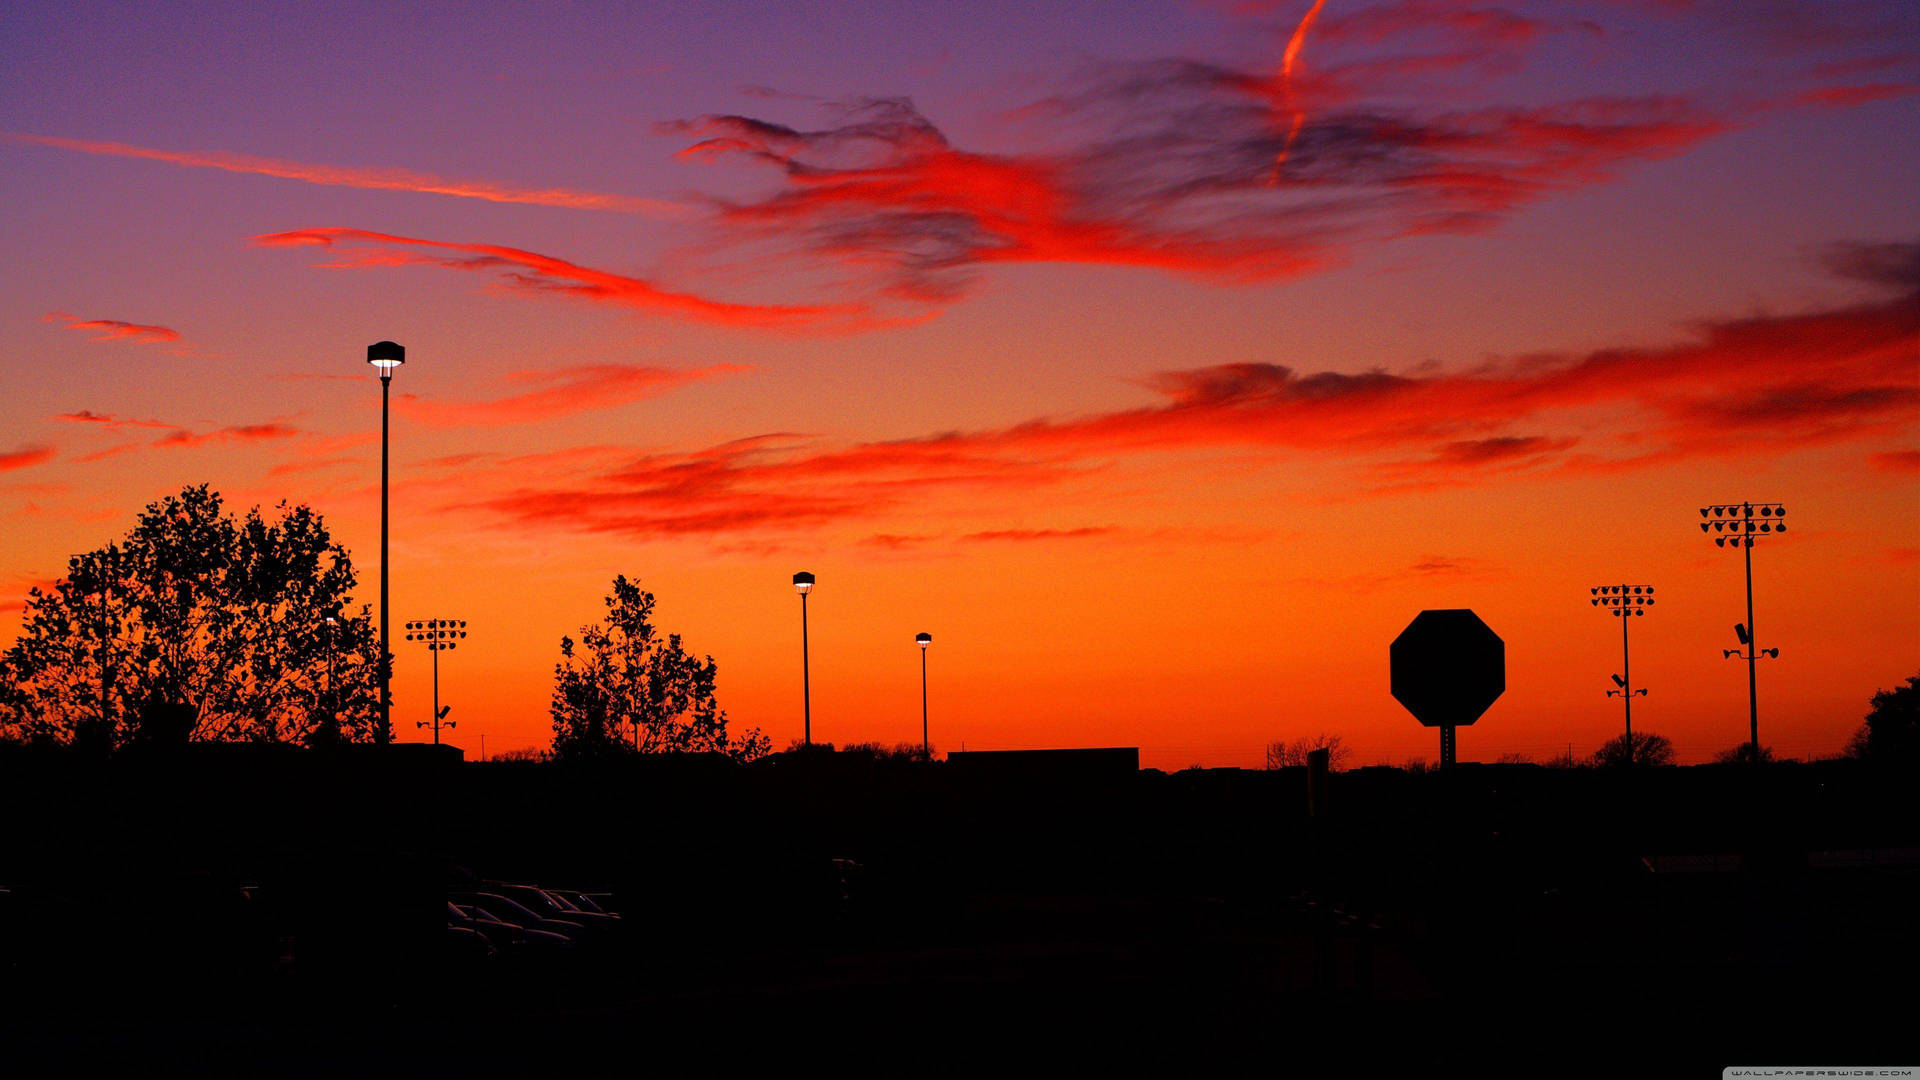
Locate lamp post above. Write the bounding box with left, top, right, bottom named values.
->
left=793, top=572, right=814, bottom=746
left=323, top=614, right=338, bottom=743
left=915, top=632, right=932, bottom=759
left=1588, top=585, right=1653, bottom=764
left=367, top=340, right=405, bottom=744
left=1697, top=501, right=1786, bottom=756
left=404, top=618, right=467, bottom=745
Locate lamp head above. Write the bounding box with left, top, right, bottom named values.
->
left=792, top=571, right=815, bottom=594
left=916, top=632, right=931, bottom=648
left=367, top=340, right=405, bottom=372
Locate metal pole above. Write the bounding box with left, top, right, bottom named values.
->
left=1743, top=506, right=1759, bottom=754
left=1621, top=598, right=1633, bottom=766
left=920, top=645, right=929, bottom=759
left=800, top=591, right=811, bottom=746
left=431, top=641, right=441, bottom=745
left=379, top=373, right=392, bottom=745
left=99, top=557, right=111, bottom=740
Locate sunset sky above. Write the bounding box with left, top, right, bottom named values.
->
left=2, top=0, right=1915, bottom=767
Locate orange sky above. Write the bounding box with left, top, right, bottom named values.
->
left=2, top=1, right=1915, bottom=766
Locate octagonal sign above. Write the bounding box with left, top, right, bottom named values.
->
left=1390, top=609, right=1505, bottom=728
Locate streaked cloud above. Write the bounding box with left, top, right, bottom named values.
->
left=44, top=311, right=181, bottom=345
left=5, top=132, right=686, bottom=216
left=437, top=243, right=1916, bottom=536
left=253, top=227, right=866, bottom=330
left=396, top=363, right=748, bottom=427
left=0, top=445, right=55, bottom=472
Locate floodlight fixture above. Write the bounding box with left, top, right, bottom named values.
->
left=406, top=615, right=470, bottom=746
left=1696, top=501, right=1787, bottom=755
left=1589, top=582, right=1656, bottom=763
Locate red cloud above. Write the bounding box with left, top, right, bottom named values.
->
left=6, top=132, right=685, bottom=216
left=55, top=410, right=174, bottom=431
left=0, top=445, right=55, bottom=472
left=961, top=527, right=1119, bottom=543
left=440, top=243, right=1916, bottom=536
left=1870, top=449, right=1920, bottom=473
left=396, top=363, right=748, bottom=427
left=1315, top=2, right=1566, bottom=47
left=655, top=80, right=1730, bottom=313
left=154, top=423, right=300, bottom=449
left=252, top=227, right=865, bottom=330
left=44, top=311, right=180, bottom=345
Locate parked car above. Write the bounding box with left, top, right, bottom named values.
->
left=484, top=883, right=620, bottom=935
left=448, top=901, right=572, bottom=952
left=451, top=891, right=592, bottom=946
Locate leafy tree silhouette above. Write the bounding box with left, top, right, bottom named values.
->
left=1714, top=742, right=1776, bottom=765
left=0, top=485, right=382, bottom=749
left=1591, top=731, right=1675, bottom=767
left=550, top=576, right=768, bottom=762
left=1860, top=671, right=1919, bottom=762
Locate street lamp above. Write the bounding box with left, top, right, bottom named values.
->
left=915, top=632, right=932, bottom=759
left=323, top=614, right=339, bottom=744
left=367, top=340, right=405, bottom=744
left=1696, top=501, right=1786, bottom=756
left=404, top=618, right=467, bottom=745
left=793, top=572, right=814, bottom=746
left=1588, top=585, right=1653, bottom=764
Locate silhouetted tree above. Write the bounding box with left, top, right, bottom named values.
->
left=1714, top=742, right=1776, bottom=765
left=842, top=740, right=935, bottom=763
left=1265, top=732, right=1350, bottom=770
left=1843, top=724, right=1872, bottom=760
left=1592, top=731, right=1675, bottom=767
left=549, top=576, right=768, bottom=762
left=0, top=485, right=381, bottom=749
left=1860, top=671, right=1919, bottom=762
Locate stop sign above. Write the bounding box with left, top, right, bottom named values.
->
left=1390, top=609, right=1505, bottom=727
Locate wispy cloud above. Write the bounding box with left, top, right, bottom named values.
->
left=0, top=445, right=55, bottom=472
left=960, top=526, right=1120, bottom=543
left=432, top=241, right=1917, bottom=536
left=395, top=363, right=748, bottom=427
left=655, top=76, right=1727, bottom=313
left=5, top=132, right=687, bottom=216
left=253, top=227, right=867, bottom=330
left=1870, top=449, right=1920, bottom=473
left=58, top=411, right=302, bottom=462
left=44, top=310, right=180, bottom=345
left=154, top=423, right=300, bottom=449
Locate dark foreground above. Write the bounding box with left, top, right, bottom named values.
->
left=1, top=746, right=1913, bottom=1074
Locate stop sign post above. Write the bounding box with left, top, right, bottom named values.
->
left=1390, top=609, right=1505, bottom=768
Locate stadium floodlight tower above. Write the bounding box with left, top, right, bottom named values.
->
left=1697, top=501, right=1787, bottom=756
left=793, top=572, right=815, bottom=746
left=1589, top=585, right=1654, bottom=764
left=404, top=618, right=468, bottom=745
left=915, top=632, right=932, bottom=759
left=367, top=340, right=405, bottom=743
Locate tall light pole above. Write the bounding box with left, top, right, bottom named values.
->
left=1698, top=501, right=1786, bottom=756
left=1589, top=585, right=1653, bottom=764
left=404, top=618, right=466, bottom=745
left=367, top=340, right=405, bottom=744
left=915, top=632, right=932, bottom=759
left=323, top=614, right=339, bottom=744
left=793, top=572, right=814, bottom=746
